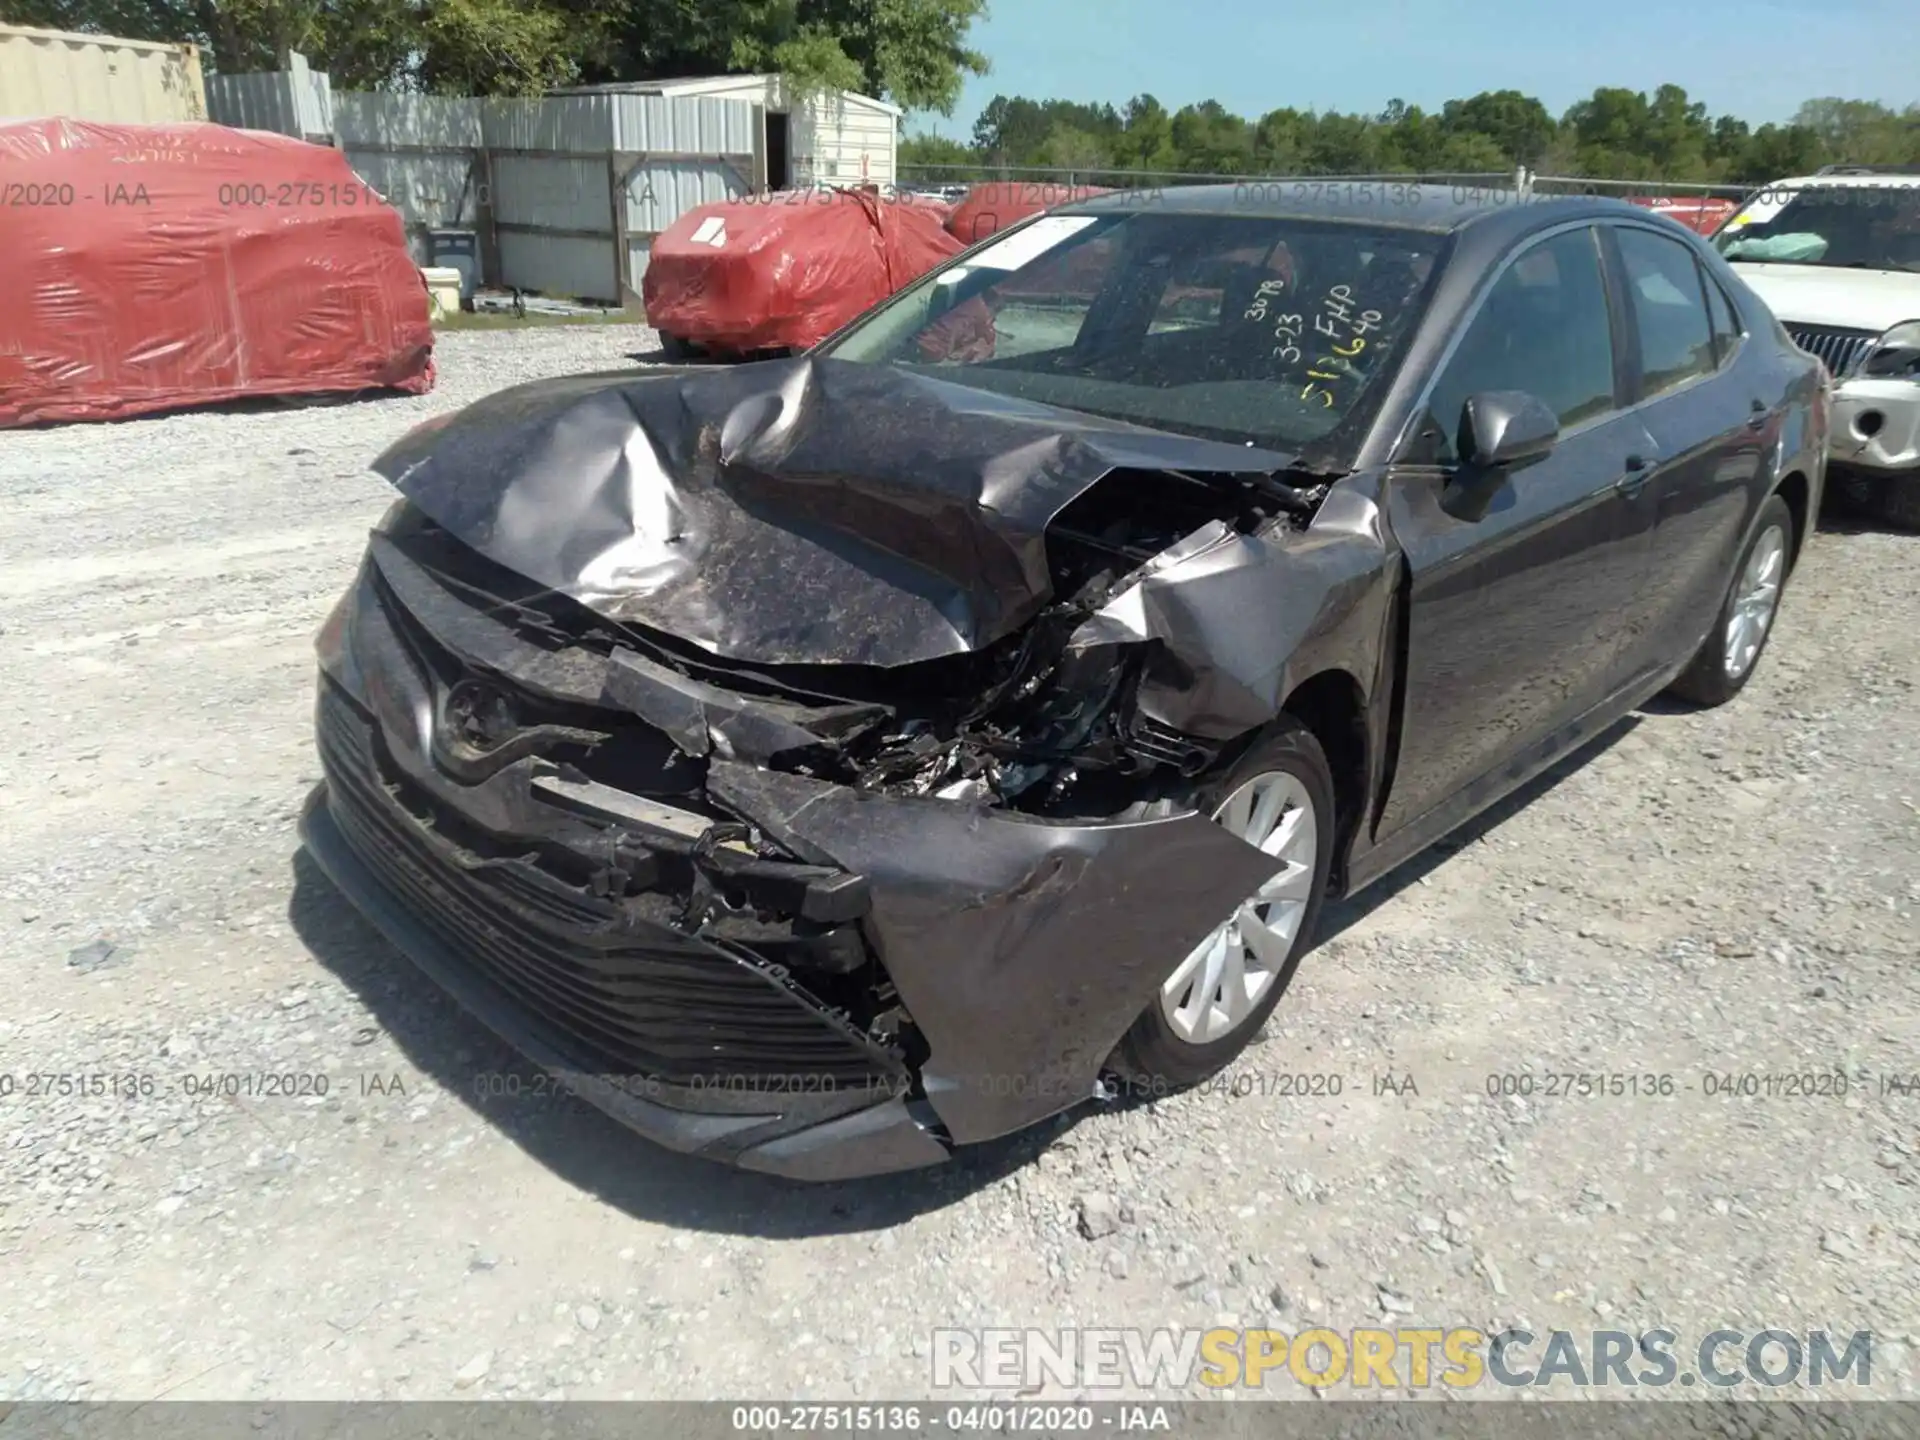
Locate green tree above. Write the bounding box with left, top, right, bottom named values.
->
left=1251, top=106, right=1311, bottom=173
left=1792, top=97, right=1915, bottom=165
left=1168, top=100, right=1255, bottom=174
left=1, top=0, right=990, bottom=102
left=1115, top=94, right=1178, bottom=170
left=1439, top=89, right=1555, bottom=167
left=1737, top=122, right=1827, bottom=180
left=587, top=0, right=988, bottom=112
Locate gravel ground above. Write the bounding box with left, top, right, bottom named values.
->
left=1, top=323, right=1917, bottom=1407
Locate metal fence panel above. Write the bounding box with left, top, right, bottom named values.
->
left=346, top=148, right=484, bottom=263
left=896, top=162, right=1522, bottom=190
left=498, top=230, right=616, bottom=303
left=492, top=152, right=608, bottom=229
left=1524, top=172, right=1749, bottom=199
left=205, top=71, right=306, bottom=135
left=482, top=95, right=615, bottom=153
left=333, top=92, right=486, bottom=266
left=335, top=91, right=482, bottom=148
left=622, top=156, right=746, bottom=231
left=491, top=152, right=614, bottom=298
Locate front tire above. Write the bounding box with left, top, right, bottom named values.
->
left=1665, top=493, right=1794, bottom=707
left=1110, top=719, right=1336, bottom=1089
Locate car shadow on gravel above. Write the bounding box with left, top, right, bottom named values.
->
left=288, top=712, right=1657, bottom=1232
left=7, top=387, right=423, bottom=431
left=288, top=847, right=1062, bottom=1238
left=1314, top=712, right=1644, bottom=945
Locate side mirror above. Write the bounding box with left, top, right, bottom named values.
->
left=1458, top=390, right=1559, bottom=470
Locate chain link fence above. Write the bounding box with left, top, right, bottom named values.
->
left=896, top=161, right=1757, bottom=203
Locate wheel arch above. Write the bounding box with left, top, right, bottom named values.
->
left=1771, top=468, right=1811, bottom=569
left=1276, top=668, right=1371, bottom=887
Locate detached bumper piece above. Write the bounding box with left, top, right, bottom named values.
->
left=303, top=680, right=950, bottom=1180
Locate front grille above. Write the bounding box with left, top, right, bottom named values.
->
left=1785, top=324, right=1878, bottom=379
left=315, top=682, right=902, bottom=1089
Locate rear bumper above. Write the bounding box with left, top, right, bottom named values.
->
left=1828, top=379, right=1920, bottom=473
left=300, top=783, right=951, bottom=1181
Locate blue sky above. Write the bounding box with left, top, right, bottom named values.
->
left=908, top=0, right=1917, bottom=139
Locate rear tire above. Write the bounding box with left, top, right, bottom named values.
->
left=1665, top=493, right=1794, bottom=707
left=1109, top=719, right=1336, bottom=1090
left=656, top=332, right=694, bottom=361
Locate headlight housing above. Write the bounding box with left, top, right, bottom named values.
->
left=1861, top=319, right=1920, bottom=380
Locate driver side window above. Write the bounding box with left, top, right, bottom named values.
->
left=1416, top=227, right=1618, bottom=465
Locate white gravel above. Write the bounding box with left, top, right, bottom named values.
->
left=1, top=322, right=1917, bottom=1405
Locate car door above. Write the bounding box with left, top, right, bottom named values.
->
left=1600, top=223, right=1766, bottom=687
left=1374, top=222, right=1660, bottom=841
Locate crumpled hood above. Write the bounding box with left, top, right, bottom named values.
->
left=372, top=355, right=1298, bottom=668
left=1732, top=262, right=1920, bottom=334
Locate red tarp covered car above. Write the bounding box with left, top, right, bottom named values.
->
left=0, top=119, right=433, bottom=427
left=1626, top=195, right=1740, bottom=236
left=944, top=181, right=1114, bottom=244
left=642, top=188, right=964, bottom=356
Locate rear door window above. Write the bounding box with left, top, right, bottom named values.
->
left=1703, top=272, right=1744, bottom=366
left=1616, top=226, right=1718, bottom=397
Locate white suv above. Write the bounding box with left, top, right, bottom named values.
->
left=1714, top=166, right=1920, bottom=527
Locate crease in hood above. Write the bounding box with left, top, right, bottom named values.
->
left=372, top=355, right=1300, bottom=668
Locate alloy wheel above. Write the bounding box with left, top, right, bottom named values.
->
left=1157, top=771, right=1319, bottom=1045
left=1724, top=524, right=1786, bottom=680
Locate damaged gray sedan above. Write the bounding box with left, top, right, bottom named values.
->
left=301, top=186, right=1826, bottom=1180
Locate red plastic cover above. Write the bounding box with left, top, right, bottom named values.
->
left=945, top=181, right=1114, bottom=244
left=0, top=118, right=433, bottom=428
left=642, top=189, right=965, bottom=353
left=1625, top=195, right=1740, bottom=235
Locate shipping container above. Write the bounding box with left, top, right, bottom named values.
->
left=0, top=22, right=206, bottom=124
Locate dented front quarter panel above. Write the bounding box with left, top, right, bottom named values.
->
left=1067, top=477, right=1396, bottom=740
left=705, top=761, right=1286, bottom=1145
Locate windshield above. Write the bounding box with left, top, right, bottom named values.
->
left=817, top=209, right=1445, bottom=456
left=1716, top=185, right=1920, bottom=271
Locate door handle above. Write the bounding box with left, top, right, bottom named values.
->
left=1614, top=455, right=1650, bottom=495
left=1747, top=398, right=1768, bottom=431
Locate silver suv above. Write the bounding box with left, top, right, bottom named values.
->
left=1715, top=165, right=1920, bottom=528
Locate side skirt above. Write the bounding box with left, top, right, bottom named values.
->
left=1340, top=659, right=1680, bottom=900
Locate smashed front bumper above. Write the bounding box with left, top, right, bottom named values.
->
left=301, top=556, right=1281, bottom=1180
left=1828, top=378, right=1920, bottom=474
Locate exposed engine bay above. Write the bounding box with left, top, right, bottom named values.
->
left=368, top=354, right=1354, bottom=830
left=375, top=445, right=1328, bottom=829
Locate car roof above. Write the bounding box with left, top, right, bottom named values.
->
left=1055, top=181, right=1663, bottom=236
left=1763, top=172, right=1920, bottom=189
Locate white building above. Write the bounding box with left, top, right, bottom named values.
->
left=552, top=73, right=900, bottom=192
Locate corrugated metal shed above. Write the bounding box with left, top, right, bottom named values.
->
left=0, top=22, right=206, bottom=124
left=554, top=73, right=899, bottom=190
left=793, top=89, right=898, bottom=187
